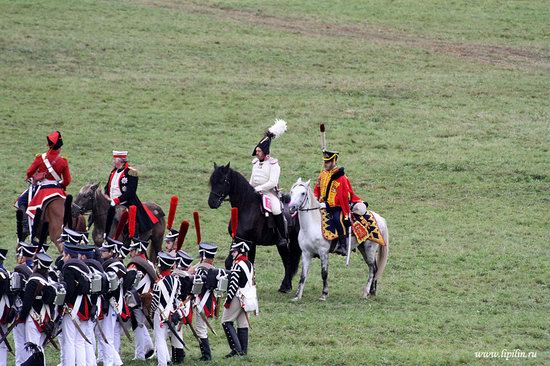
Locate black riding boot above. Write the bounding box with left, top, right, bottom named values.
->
left=334, top=236, right=348, bottom=256
left=104, top=205, right=117, bottom=238
left=237, top=327, right=249, bottom=355
left=199, top=338, right=212, bottom=361
left=174, top=347, right=185, bottom=364
left=171, top=346, right=177, bottom=363
left=222, top=322, right=243, bottom=357
left=274, top=214, right=288, bottom=247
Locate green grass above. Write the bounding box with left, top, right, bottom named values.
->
left=0, top=0, right=548, bottom=365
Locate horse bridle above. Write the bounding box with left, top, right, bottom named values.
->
left=294, top=183, right=320, bottom=212
left=210, top=174, right=231, bottom=205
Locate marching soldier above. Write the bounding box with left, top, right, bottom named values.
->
left=101, top=252, right=127, bottom=366
left=126, top=237, right=155, bottom=360
left=13, top=242, right=37, bottom=365
left=190, top=243, right=219, bottom=361
left=15, top=131, right=71, bottom=236
left=61, top=243, right=93, bottom=366
left=0, top=249, right=11, bottom=365
left=18, top=252, right=54, bottom=365
left=104, top=150, right=158, bottom=238
left=170, top=250, right=194, bottom=364
left=250, top=119, right=288, bottom=247
left=151, top=252, right=180, bottom=366
left=314, top=149, right=363, bottom=255
left=222, top=239, right=256, bottom=357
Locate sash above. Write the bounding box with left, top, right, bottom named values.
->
left=41, top=153, right=62, bottom=182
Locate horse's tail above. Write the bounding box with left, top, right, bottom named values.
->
left=374, top=218, right=389, bottom=282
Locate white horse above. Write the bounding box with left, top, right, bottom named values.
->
left=288, top=178, right=389, bottom=301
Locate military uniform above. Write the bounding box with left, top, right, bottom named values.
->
left=0, top=249, right=11, bottom=365
left=314, top=150, right=362, bottom=255
left=104, top=150, right=158, bottom=236
left=61, top=243, right=94, bottom=366
left=151, top=252, right=180, bottom=366
left=250, top=119, right=288, bottom=246
left=13, top=243, right=36, bottom=365
left=126, top=238, right=155, bottom=360
left=16, top=131, right=71, bottom=235
left=222, top=240, right=256, bottom=357
left=169, top=251, right=194, bottom=364
left=19, top=253, right=54, bottom=365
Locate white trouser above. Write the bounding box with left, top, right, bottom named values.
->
left=0, top=323, right=7, bottom=366
left=95, top=323, right=104, bottom=362
left=14, top=322, right=29, bottom=365
left=153, top=312, right=170, bottom=366
left=62, top=315, right=86, bottom=366
left=221, top=298, right=248, bottom=328
left=99, top=305, right=123, bottom=366
left=169, top=323, right=184, bottom=348
left=82, top=320, right=96, bottom=366
left=193, top=306, right=208, bottom=339
left=262, top=191, right=282, bottom=215
left=24, top=316, right=46, bottom=346
left=58, top=327, right=64, bottom=365
left=134, top=308, right=154, bottom=359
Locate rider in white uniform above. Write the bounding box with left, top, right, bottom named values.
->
left=249, top=119, right=287, bottom=247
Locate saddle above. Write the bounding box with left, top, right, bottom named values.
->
left=321, top=209, right=385, bottom=246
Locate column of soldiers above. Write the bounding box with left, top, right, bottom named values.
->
left=0, top=225, right=258, bottom=366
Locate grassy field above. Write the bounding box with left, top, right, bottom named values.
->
left=0, top=0, right=548, bottom=365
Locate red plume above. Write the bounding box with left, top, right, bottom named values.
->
left=231, top=207, right=238, bottom=238
left=128, top=205, right=137, bottom=238
left=193, top=211, right=201, bottom=244
left=115, top=211, right=129, bottom=240
left=167, top=195, right=178, bottom=230
left=176, top=220, right=189, bottom=251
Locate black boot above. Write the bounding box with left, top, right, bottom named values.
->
left=174, top=347, right=185, bottom=364
left=237, top=328, right=248, bottom=355
left=222, top=322, right=243, bottom=357
left=104, top=205, right=116, bottom=238
left=274, top=214, right=288, bottom=247
left=171, top=346, right=177, bottom=364
left=198, top=338, right=212, bottom=361
left=334, top=236, right=347, bottom=256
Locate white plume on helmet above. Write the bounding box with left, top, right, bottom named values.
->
left=267, top=119, right=287, bottom=139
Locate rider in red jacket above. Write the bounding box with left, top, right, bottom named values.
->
left=16, top=131, right=71, bottom=232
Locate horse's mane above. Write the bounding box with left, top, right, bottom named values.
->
left=210, top=165, right=256, bottom=205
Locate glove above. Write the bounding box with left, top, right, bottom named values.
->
left=318, top=202, right=326, bottom=209
left=343, top=217, right=351, bottom=228
left=110, top=200, right=116, bottom=207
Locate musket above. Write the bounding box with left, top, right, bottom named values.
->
left=42, top=328, right=60, bottom=351
left=109, top=298, right=133, bottom=341
left=0, top=322, right=15, bottom=356
left=63, top=305, right=92, bottom=345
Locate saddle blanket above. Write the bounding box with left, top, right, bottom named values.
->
left=26, top=187, right=66, bottom=219
left=321, top=209, right=385, bottom=246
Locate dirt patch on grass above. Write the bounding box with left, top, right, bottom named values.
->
left=138, top=0, right=550, bottom=72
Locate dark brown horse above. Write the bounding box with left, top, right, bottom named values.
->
left=73, top=183, right=165, bottom=261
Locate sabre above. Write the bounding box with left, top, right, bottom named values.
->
left=0, top=323, right=14, bottom=356
left=160, top=312, right=189, bottom=350
left=199, top=311, right=218, bottom=336
left=109, top=298, right=133, bottom=341
left=64, top=305, right=92, bottom=345
left=94, top=318, right=109, bottom=345
left=346, top=219, right=352, bottom=267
